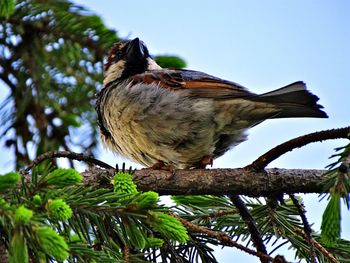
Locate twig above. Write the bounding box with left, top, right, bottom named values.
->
left=230, top=195, right=268, bottom=263
left=182, top=209, right=239, bottom=222
left=170, top=213, right=278, bottom=262
left=123, top=245, right=130, bottom=263
left=201, top=209, right=239, bottom=220
left=248, top=127, right=350, bottom=171
left=0, top=239, right=7, bottom=263
left=295, top=229, right=339, bottom=263
left=289, top=195, right=317, bottom=263
left=23, top=151, right=114, bottom=172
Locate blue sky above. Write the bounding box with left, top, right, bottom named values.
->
left=74, top=1, right=350, bottom=261
left=1, top=0, right=350, bottom=261
left=74, top=0, right=350, bottom=169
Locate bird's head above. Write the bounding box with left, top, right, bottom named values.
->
left=104, top=38, right=161, bottom=85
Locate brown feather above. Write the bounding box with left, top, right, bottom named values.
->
left=130, top=69, right=254, bottom=99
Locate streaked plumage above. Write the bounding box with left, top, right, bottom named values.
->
left=96, top=38, right=327, bottom=169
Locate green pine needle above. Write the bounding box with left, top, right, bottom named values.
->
left=9, top=231, right=29, bottom=263
left=134, top=191, right=159, bottom=209
left=112, top=172, right=138, bottom=195
left=32, top=194, right=42, bottom=205
left=0, top=172, right=20, bottom=192
left=46, top=198, right=73, bottom=221
left=14, top=205, right=33, bottom=225
left=36, top=227, right=69, bottom=262
left=145, top=237, right=164, bottom=248
left=45, top=168, right=82, bottom=187
left=124, top=220, right=146, bottom=249
left=321, top=194, right=341, bottom=246
left=0, top=0, right=16, bottom=19
left=147, top=211, right=189, bottom=243
left=0, top=198, right=11, bottom=210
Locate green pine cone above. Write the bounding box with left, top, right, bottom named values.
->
left=134, top=191, right=159, bottom=209
left=147, top=211, right=189, bottom=243
left=14, top=206, right=33, bottom=225
left=46, top=199, right=73, bottom=221
left=112, top=172, right=138, bottom=195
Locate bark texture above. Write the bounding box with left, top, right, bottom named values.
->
left=82, top=167, right=327, bottom=196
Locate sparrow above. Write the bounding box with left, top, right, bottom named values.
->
left=96, top=38, right=327, bottom=169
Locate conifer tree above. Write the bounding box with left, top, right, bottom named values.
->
left=0, top=1, right=349, bottom=262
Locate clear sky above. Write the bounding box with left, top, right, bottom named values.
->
left=1, top=0, right=350, bottom=261
left=72, top=0, right=350, bottom=170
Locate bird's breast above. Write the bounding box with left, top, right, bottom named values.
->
left=99, top=80, right=218, bottom=167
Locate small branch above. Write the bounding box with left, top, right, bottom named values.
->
left=123, top=245, right=130, bottom=263
left=0, top=239, right=7, bottom=263
left=249, top=127, right=350, bottom=171
left=179, top=209, right=239, bottom=222
left=230, top=195, right=268, bottom=263
left=23, top=151, right=114, bottom=172
left=289, top=195, right=317, bottom=263
left=200, top=209, right=239, bottom=220
left=295, top=229, right=339, bottom=263
left=171, top=213, right=277, bottom=262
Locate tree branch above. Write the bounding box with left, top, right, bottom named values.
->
left=24, top=153, right=328, bottom=196
left=23, top=151, right=114, bottom=172
left=22, top=127, right=349, bottom=196
left=82, top=167, right=327, bottom=196
left=295, top=229, right=339, bottom=263
left=249, top=127, right=350, bottom=171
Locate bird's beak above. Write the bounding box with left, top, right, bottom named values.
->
left=126, top=37, right=145, bottom=59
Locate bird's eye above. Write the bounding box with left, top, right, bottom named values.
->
left=115, top=50, right=123, bottom=59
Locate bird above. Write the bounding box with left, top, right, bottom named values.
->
left=96, top=38, right=327, bottom=169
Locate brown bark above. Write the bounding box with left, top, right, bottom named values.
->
left=82, top=167, right=326, bottom=196
left=0, top=241, right=7, bottom=263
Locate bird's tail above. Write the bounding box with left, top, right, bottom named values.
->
left=253, top=81, right=328, bottom=118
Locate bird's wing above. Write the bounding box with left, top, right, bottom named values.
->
left=129, top=69, right=255, bottom=99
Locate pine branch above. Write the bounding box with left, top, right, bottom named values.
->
left=123, top=245, right=130, bottom=263
left=23, top=153, right=329, bottom=196
left=23, top=151, right=114, bottom=172
left=199, top=209, right=239, bottom=220
left=82, top=167, right=325, bottom=196
left=60, top=126, right=349, bottom=195
left=170, top=213, right=278, bottom=262
left=230, top=195, right=268, bottom=263
left=249, top=127, right=350, bottom=171
left=289, top=195, right=317, bottom=263
left=295, top=229, right=339, bottom=263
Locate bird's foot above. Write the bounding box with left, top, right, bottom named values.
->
left=149, top=161, right=172, bottom=170
left=196, top=155, right=213, bottom=169
left=146, top=161, right=177, bottom=178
